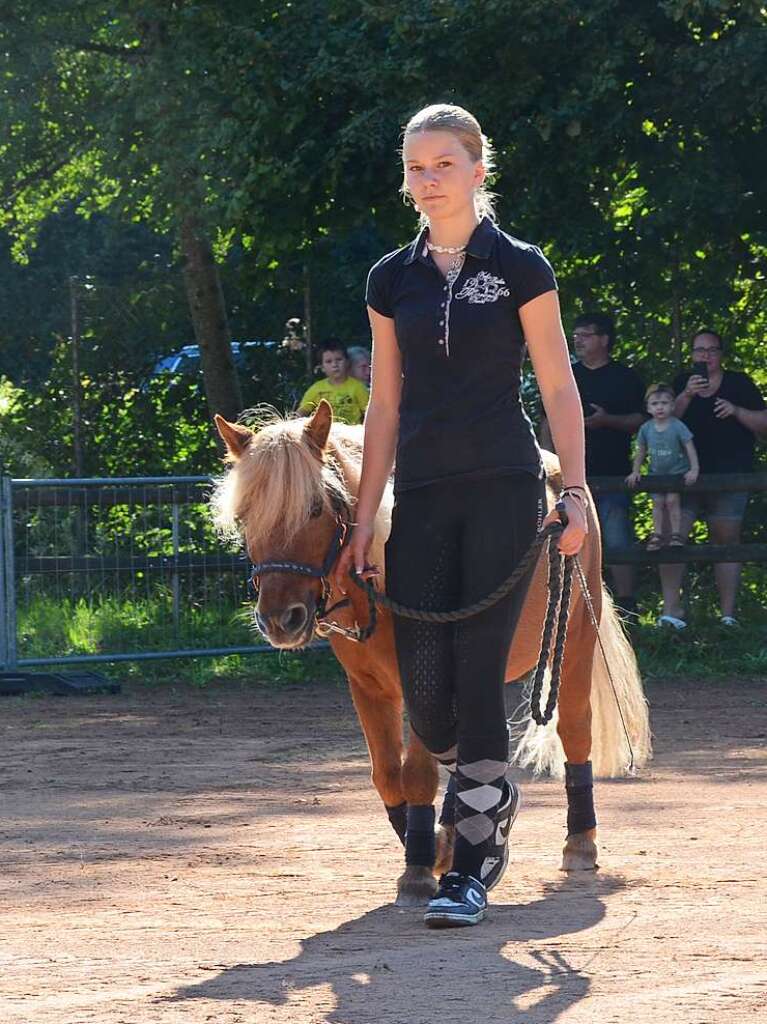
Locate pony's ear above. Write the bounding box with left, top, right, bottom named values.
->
left=215, top=414, right=253, bottom=461
left=303, top=399, right=333, bottom=453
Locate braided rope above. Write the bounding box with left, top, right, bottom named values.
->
left=530, top=541, right=562, bottom=724
left=350, top=520, right=573, bottom=725
left=530, top=545, right=574, bottom=725
left=349, top=520, right=564, bottom=623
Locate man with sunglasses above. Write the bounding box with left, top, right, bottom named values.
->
left=540, top=312, right=645, bottom=614
left=658, top=329, right=767, bottom=628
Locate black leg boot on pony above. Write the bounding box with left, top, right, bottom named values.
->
left=396, top=805, right=439, bottom=907
left=562, top=761, right=599, bottom=871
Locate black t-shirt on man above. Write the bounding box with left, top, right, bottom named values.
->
left=572, top=360, right=645, bottom=476
left=672, top=369, right=765, bottom=473
left=366, top=217, right=556, bottom=492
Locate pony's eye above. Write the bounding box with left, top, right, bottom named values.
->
left=310, top=498, right=324, bottom=518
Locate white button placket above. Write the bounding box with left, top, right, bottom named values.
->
left=441, top=254, right=465, bottom=358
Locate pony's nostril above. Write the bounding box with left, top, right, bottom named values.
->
left=255, top=611, right=268, bottom=634
left=281, top=603, right=308, bottom=634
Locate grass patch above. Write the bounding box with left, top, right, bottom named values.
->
left=12, top=567, right=766, bottom=690
left=18, top=593, right=254, bottom=658
left=627, top=562, right=767, bottom=680
left=15, top=593, right=346, bottom=689
left=631, top=616, right=767, bottom=680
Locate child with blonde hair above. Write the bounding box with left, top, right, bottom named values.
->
left=626, top=383, right=699, bottom=549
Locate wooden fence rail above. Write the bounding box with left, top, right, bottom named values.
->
left=589, top=471, right=767, bottom=564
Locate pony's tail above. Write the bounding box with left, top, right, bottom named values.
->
left=509, top=587, right=652, bottom=779
left=588, top=588, right=652, bottom=777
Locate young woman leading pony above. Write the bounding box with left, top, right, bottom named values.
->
left=213, top=405, right=650, bottom=921
left=333, top=103, right=593, bottom=929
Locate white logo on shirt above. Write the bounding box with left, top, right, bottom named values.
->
left=455, top=271, right=510, bottom=304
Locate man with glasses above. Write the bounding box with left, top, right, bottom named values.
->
left=540, top=312, right=645, bottom=613
left=659, top=328, right=767, bottom=628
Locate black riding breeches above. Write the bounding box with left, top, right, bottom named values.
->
left=385, top=473, right=545, bottom=878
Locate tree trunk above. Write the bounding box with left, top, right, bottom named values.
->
left=303, top=262, right=313, bottom=378
left=179, top=214, right=242, bottom=423
left=69, top=276, right=85, bottom=477
left=670, top=244, right=683, bottom=370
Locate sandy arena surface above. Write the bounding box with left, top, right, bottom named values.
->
left=1, top=673, right=765, bottom=1024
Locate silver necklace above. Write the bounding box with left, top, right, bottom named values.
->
left=426, top=241, right=467, bottom=255
left=445, top=252, right=465, bottom=280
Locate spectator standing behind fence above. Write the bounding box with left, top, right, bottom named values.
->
left=298, top=338, right=369, bottom=425
left=347, top=345, right=372, bottom=387
left=626, top=384, right=699, bottom=551
left=540, top=312, right=645, bottom=614
left=656, top=329, right=767, bottom=629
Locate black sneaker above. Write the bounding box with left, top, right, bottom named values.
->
left=424, top=872, right=488, bottom=928
left=480, top=779, right=521, bottom=892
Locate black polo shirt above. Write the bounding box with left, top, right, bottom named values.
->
left=672, top=369, right=765, bottom=472
left=366, top=217, right=557, bottom=492
left=572, top=360, right=646, bottom=476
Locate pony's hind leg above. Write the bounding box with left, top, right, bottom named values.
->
left=397, top=727, right=440, bottom=906
left=557, top=606, right=599, bottom=872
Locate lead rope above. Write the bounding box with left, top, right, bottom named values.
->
left=347, top=518, right=635, bottom=768
left=349, top=520, right=572, bottom=726
left=529, top=539, right=574, bottom=725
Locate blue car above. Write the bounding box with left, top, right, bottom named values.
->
left=151, top=340, right=276, bottom=377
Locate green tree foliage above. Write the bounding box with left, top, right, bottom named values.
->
left=0, top=2, right=246, bottom=420
left=0, top=0, right=765, bottom=478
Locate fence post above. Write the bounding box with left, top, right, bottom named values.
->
left=0, top=476, right=18, bottom=671
left=171, top=499, right=181, bottom=637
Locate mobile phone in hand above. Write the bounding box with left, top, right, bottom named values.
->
left=692, top=361, right=709, bottom=381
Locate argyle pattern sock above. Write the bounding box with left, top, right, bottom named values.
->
left=452, top=757, right=507, bottom=878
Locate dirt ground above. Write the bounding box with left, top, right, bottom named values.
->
left=1, top=672, right=765, bottom=1024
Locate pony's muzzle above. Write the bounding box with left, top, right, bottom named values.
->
left=256, top=602, right=311, bottom=647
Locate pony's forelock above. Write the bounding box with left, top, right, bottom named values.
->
left=211, top=411, right=358, bottom=549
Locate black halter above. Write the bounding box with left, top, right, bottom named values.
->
left=248, top=483, right=367, bottom=637
left=249, top=516, right=347, bottom=612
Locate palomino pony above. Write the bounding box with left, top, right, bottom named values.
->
left=212, top=401, right=651, bottom=905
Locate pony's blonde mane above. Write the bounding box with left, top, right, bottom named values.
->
left=211, top=411, right=388, bottom=552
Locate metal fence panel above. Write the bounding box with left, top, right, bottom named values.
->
left=0, top=475, right=275, bottom=669
left=1, top=471, right=764, bottom=669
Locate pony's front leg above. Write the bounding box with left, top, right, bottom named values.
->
left=557, top=606, right=599, bottom=872
left=397, top=726, right=439, bottom=906
left=348, top=682, right=438, bottom=904
left=348, top=681, right=408, bottom=842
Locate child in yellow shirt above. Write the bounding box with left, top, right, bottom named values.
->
left=298, top=339, right=369, bottom=425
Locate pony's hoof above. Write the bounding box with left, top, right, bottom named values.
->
left=561, top=830, right=599, bottom=871
left=434, top=824, right=454, bottom=876
left=395, top=865, right=438, bottom=906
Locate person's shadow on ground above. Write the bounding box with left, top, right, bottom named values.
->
left=166, top=873, right=624, bottom=1024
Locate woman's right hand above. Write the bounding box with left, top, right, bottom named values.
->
left=335, top=520, right=376, bottom=593
left=685, top=374, right=708, bottom=397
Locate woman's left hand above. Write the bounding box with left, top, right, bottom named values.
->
left=543, top=494, right=588, bottom=556
left=714, top=398, right=736, bottom=419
